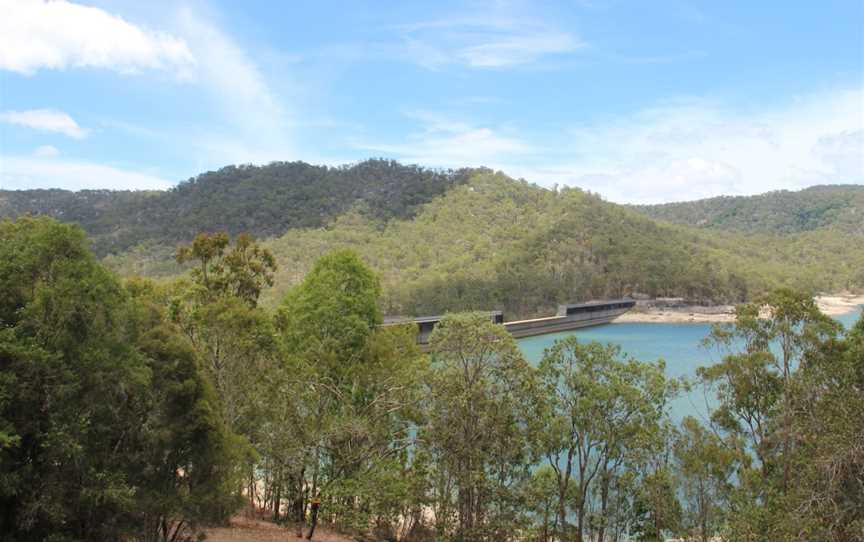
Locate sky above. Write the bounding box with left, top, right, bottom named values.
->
left=0, top=0, right=862, bottom=203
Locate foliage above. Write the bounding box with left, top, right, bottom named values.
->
left=698, top=289, right=852, bottom=540
left=783, top=314, right=864, bottom=540
left=673, top=416, right=736, bottom=542
left=422, top=312, right=537, bottom=540
left=176, top=232, right=276, bottom=306
left=630, top=466, right=682, bottom=542
left=535, top=336, right=678, bottom=542
left=170, top=233, right=279, bottom=442
left=3, top=214, right=862, bottom=541
left=0, top=217, right=242, bottom=541
left=274, top=249, right=427, bottom=533
left=636, top=184, right=864, bottom=234
left=278, top=249, right=382, bottom=357
left=0, top=159, right=472, bottom=256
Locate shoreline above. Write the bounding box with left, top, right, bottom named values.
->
left=816, top=294, right=864, bottom=316
left=613, top=294, right=864, bottom=324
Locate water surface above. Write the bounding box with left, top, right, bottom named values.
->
left=517, top=306, right=863, bottom=423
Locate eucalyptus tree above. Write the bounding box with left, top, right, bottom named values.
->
left=170, top=232, right=282, bottom=515
left=782, top=314, right=864, bottom=540
left=277, top=249, right=427, bottom=532
left=673, top=416, right=736, bottom=542
left=535, top=336, right=677, bottom=542
left=123, top=279, right=246, bottom=540
left=699, top=289, right=840, bottom=538
left=423, top=312, right=537, bottom=541
left=176, top=231, right=276, bottom=306
left=171, top=232, right=279, bottom=433
left=524, top=465, right=562, bottom=542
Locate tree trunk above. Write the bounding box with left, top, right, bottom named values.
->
left=597, top=469, right=610, bottom=542
left=273, top=475, right=282, bottom=522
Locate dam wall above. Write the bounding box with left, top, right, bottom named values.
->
left=384, top=300, right=635, bottom=347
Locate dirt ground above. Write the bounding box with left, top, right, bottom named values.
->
left=204, top=516, right=355, bottom=542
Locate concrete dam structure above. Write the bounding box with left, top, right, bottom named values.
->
left=383, top=299, right=636, bottom=347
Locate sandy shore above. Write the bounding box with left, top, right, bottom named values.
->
left=816, top=294, right=864, bottom=316
left=614, top=294, right=864, bottom=324
left=614, top=309, right=735, bottom=324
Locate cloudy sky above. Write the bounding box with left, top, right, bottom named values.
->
left=1, top=0, right=862, bottom=203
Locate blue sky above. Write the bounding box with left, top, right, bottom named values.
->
left=1, top=0, right=862, bottom=202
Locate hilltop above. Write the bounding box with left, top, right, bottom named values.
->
left=635, top=184, right=864, bottom=234
left=0, top=159, right=472, bottom=256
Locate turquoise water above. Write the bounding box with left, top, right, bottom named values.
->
left=517, top=306, right=863, bottom=423
left=837, top=307, right=864, bottom=329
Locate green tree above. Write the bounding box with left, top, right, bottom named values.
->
left=276, top=250, right=426, bottom=535
left=524, top=465, right=560, bottom=542
left=699, top=288, right=841, bottom=539
left=535, top=337, right=677, bottom=542
left=0, top=217, right=139, bottom=539
left=124, top=279, right=245, bottom=540
left=631, top=466, right=682, bottom=542
left=0, top=217, right=241, bottom=540
left=423, top=312, right=536, bottom=541
left=171, top=233, right=284, bottom=522
left=673, top=416, right=736, bottom=542
left=279, top=248, right=381, bottom=358
left=782, top=314, right=864, bottom=540
left=176, top=231, right=276, bottom=306
left=172, top=236, right=277, bottom=415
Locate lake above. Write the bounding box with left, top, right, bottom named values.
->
left=517, top=306, right=863, bottom=422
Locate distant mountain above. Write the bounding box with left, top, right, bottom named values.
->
left=0, top=159, right=472, bottom=256
left=635, top=185, right=864, bottom=234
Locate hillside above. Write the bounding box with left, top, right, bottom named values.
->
left=635, top=184, right=864, bottom=234
left=99, top=170, right=864, bottom=318
left=251, top=174, right=864, bottom=316
left=5, top=163, right=863, bottom=319
left=0, top=159, right=472, bottom=256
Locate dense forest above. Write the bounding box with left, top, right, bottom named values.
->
left=252, top=173, right=864, bottom=317
left=3, top=162, right=862, bottom=319
left=2, top=216, right=862, bottom=541
left=636, top=184, right=864, bottom=234
left=0, top=160, right=473, bottom=256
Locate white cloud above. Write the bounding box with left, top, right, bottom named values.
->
left=0, top=0, right=195, bottom=75
left=0, top=109, right=87, bottom=138
left=396, top=18, right=584, bottom=69
left=58, top=6, right=297, bottom=170
left=0, top=1, right=292, bottom=164
left=175, top=8, right=293, bottom=165
left=355, top=111, right=530, bottom=167
left=513, top=88, right=864, bottom=203
left=33, top=145, right=60, bottom=157
left=68, top=7, right=296, bottom=168
left=362, top=88, right=864, bottom=204
left=0, top=155, right=174, bottom=190
left=809, top=130, right=863, bottom=182
left=457, top=32, right=582, bottom=68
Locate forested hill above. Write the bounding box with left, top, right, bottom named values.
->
left=4, top=162, right=863, bottom=318
left=0, top=159, right=472, bottom=255
left=249, top=173, right=863, bottom=316
left=635, top=184, right=864, bottom=234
